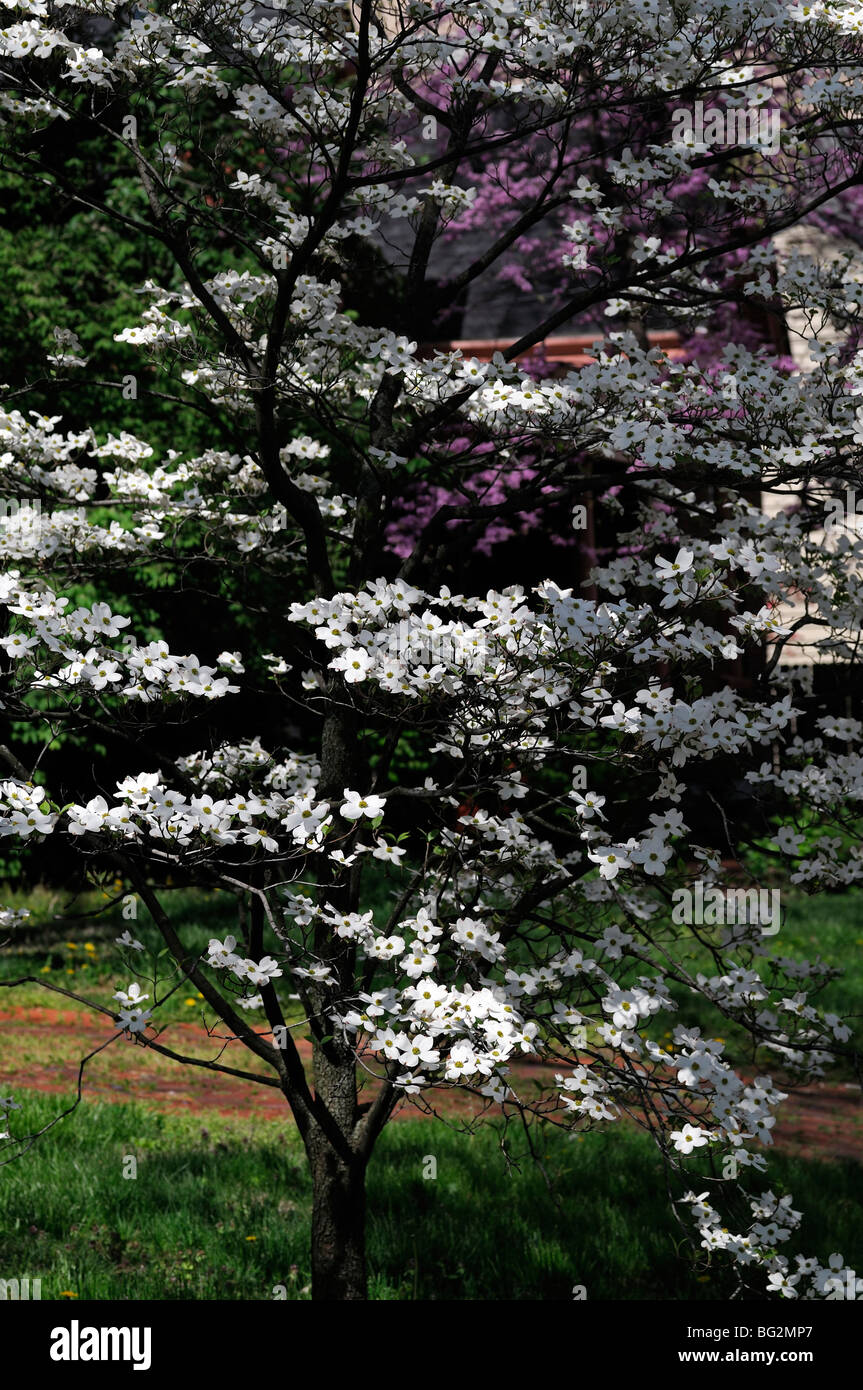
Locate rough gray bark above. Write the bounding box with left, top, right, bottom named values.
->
left=306, top=1123, right=368, bottom=1300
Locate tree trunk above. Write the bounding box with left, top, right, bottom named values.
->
left=308, top=703, right=369, bottom=1300
left=307, top=1130, right=368, bottom=1300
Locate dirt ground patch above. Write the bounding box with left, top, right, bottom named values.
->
left=1, top=1005, right=860, bottom=1160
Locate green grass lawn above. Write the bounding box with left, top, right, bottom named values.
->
left=2, top=883, right=861, bottom=1036
left=0, top=884, right=243, bottom=1023
left=657, top=890, right=863, bottom=1069
left=1, top=885, right=860, bottom=1109
left=1, top=1095, right=861, bottom=1301
left=1, top=884, right=860, bottom=1301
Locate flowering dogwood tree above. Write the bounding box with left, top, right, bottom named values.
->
left=1, top=0, right=863, bottom=1301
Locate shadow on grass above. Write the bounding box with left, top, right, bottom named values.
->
left=3, top=1096, right=859, bottom=1300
